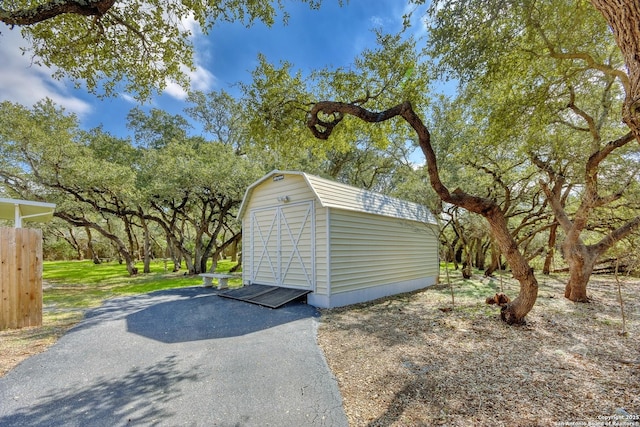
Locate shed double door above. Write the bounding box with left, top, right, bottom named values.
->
left=249, top=201, right=315, bottom=290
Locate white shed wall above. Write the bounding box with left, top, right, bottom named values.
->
left=241, top=174, right=328, bottom=295
left=329, top=209, right=439, bottom=294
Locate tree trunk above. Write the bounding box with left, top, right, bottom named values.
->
left=182, top=252, right=195, bottom=274
left=230, top=251, right=242, bottom=273
left=454, top=244, right=463, bottom=267
left=542, top=223, right=558, bottom=275
left=172, top=250, right=182, bottom=272
left=485, top=211, right=539, bottom=325
left=590, top=0, right=640, bottom=144
left=565, top=265, right=592, bottom=302
left=164, top=234, right=181, bottom=272
left=85, top=226, right=101, bottom=264
left=562, top=241, right=597, bottom=302
left=68, top=228, right=83, bottom=260
left=194, top=244, right=205, bottom=275
left=462, top=246, right=472, bottom=278
left=123, top=216, right=138, bottom=262
left=484, top=240, right=501, bottom=276
left=230, top=239, right=238, bottom=262
left=120, top=249, right=139, bottom=276
left=140, top=214, right=151, bottom=274
left=475, top=238, right=488, bottom=270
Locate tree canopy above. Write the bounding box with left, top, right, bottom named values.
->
left=0, top=99, right=263, bottom=274
left=0, top=0, right=322, bottom=100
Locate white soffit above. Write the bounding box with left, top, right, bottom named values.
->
left=0, top=198, right=56, bottom=227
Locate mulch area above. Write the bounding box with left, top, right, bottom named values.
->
left=317, top=274, right=640, bottom=426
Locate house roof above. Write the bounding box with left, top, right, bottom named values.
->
left=0, top=198, right=56, bottom=227
left=238, top=170, right=437, bottom=224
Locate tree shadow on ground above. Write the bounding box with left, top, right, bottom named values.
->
left=125, top=288, right=319, bottom=343
left=366, top=372, right=444, bottom=427
left=64, top=286, right=318, bottom=344
left=0, top=355, right=198, bottom=426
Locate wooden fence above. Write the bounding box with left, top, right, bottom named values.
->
left=0, top=227, right=43, bottom=330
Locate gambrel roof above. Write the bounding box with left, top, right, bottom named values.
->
left=238, top=170, right=437, bottom=224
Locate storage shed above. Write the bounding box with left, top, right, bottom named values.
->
left=237, top=170, right=440, bottom=308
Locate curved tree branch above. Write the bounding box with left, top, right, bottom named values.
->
left=0, top=0, right=116, bottom=26
left=307, top=100, right=539, bottom=324
left=533, top=20, right=630, bottom=92
left=567, top=86, right=600, bottom=144
left=590, top=215, right=640, bottom=256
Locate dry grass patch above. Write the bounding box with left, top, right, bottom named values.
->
left=0, top=310, right=82, bottom=377
left=318, top=273, right=640, bottom=426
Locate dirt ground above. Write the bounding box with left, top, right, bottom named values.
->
left=317, top=274, right=640, bottom=427
left=0, top=311, right=81, bottom=378
left=2, top=273, right=639, bottom=427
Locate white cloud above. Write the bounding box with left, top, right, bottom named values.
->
left=0, top=25, right=92, bottom=115
left=163, top=63, right=216, bottom=100
left=163, top=80, right=189, bottom=100
left=190, top=63, right=216, bottom=91
left=370, top=16, right=385, bottom=27
left=161, top=12, right=217, bottom=100
left=162, top=28, right=216, bottom=101
left=179, top=12, right=200, bottom=37
left=120, top=93, right=137, bottom=104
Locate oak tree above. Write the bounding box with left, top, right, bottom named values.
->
left=424, top=0, right=640, bottom=301
left=0, top=0, right=322, bottom=99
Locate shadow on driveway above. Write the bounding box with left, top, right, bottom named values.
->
left=0, top=287, right=346, bottom=426
left=125, top=288, right=319, bottom=343
left=0, top=355, right=198, bottom=427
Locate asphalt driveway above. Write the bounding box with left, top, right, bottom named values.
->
left=0, top=287, right=347, bottom=426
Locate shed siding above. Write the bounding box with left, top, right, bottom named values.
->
left=242, top=174, right=315, bottom=212
left=329, top=209, right=439, bottom=294
left=241, top=174, right=328, bottom=295
left=314, top=214, right=328, bottom=295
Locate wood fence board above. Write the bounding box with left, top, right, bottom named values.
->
left=17, top=228, right=27, bottom=327
left=31, top=230, right=43, bottom=326
left=0, top=227, right=11, bottom=329
left=0, top=227, right=43, bottom=330
left=7, top=228, right=17, bottom=329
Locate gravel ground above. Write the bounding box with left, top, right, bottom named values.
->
left=317, top=274, right=640, bottom=427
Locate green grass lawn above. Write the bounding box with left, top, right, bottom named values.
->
left=43, top=259, right=242, bottom=312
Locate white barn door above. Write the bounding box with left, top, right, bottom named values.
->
left=249, top=201, right=315, bottom=290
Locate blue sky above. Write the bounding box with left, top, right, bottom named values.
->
left=0, top=1, right=428, bottom=141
